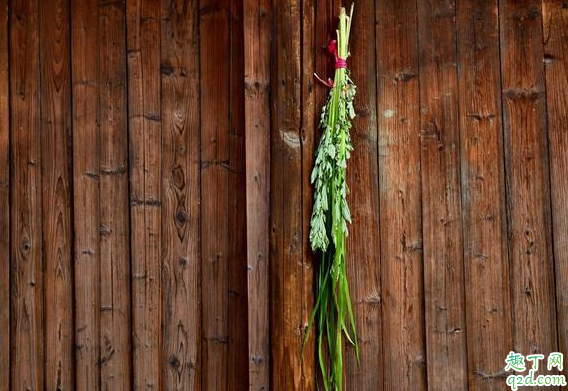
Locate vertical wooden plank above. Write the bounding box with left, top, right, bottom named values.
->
left=417, top=0, right=468, bottom=389
left=270, top=0, right=303, bottom=390
left=228, top=1, right=248, bottom=390
left=456, top=0, right=513, bottom=389
left=500, top=0, right=559, bottom=385
left=243, top=0, right=271, bottom=389
left=71, top=0, right=101, bottom=389
left=9, top=0, right=44, bottom=389
left=542, top=0, right=568, bottom=363
left=99, top=2, right=132, bottom=389
left=499, top=1, right=558, bottom=384
left=160, top=0, right=201, bottom=389
left=0, top=0, right=9, bottom=389
left=377, top=1, right=425, bottom=390
left=199, top=0, right=230, bottom=389
left=39, top=0, right=74, bottom=388
left=126, top=0, right=162, bottom=389
left=342, top=0, right=383, bottom=390
left=300, top=0, right=315, bottom=389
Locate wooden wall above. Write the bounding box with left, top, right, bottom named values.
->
left=1, top=0, right=568, bottom=390
left=2, top=0, right=247, bottom=390
left=246, top=0, right=568, bottom=390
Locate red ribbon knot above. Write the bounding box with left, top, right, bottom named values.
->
left=314, top=40, right=347, bottom=88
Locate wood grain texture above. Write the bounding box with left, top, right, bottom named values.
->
left=417, top=0, right=468, bottom=389
left=343, top=0, right=383, bottom=389
left=456, top=0, right=513, bottom=389
left=71, top=0, right=101, bottom=389
left=377, top=1, right=426, bottom=390
left=126, top=0, right=163, bottom=389
left=1, top=2, right=568, bottom=390
left=243, top=0, right=271, bottom=389
left=199, top=0, right=230, bottom=390
left=499, top=1, right=558, bottom=384
left=0, top=1, right=9, bottom=389
left=160, top=0, right=201, bottom=390
left=99, top=2, right=132, bottom=389
left=542, top=0, right=568, bottom=363
left=300, top=0, right=315, bottom=390
left=39, top=0, right=74, bottom=389
left=227, top=1, right=248, bottom=390
left=270, top=0, right=304, bottom=389
left=10, top=0, right=44, bottom=389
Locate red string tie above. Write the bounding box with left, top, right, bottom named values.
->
left=314, top=40, right=347, bottom=88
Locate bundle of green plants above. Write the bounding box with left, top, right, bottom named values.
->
left=305, top=5, right=358, bottom=391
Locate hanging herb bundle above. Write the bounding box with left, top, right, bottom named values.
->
left=305, top=5, right=358, bottom=391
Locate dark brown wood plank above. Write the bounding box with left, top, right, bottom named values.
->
left=499, top=0, right=558, bottom=384
left=9, top=0, right=44, bottom=389
left=99, top=2, right=132, bottom=390
left=228, top=0, right=248, bottom=390
left=270, top=0, right=303, bottom=389
left=342, top=0, right=383, bottom=390
left=71, top=0, right=101, bottom=389
left=160, top=0, right=201, bottom=389
left=456, top=0, right=513, bottom=389
left=300, top=0, right=315, bottom=389
left=0, top=1, right=9, bottom=389
left=199, top=1, right=230, bottom=389
left=542, top=0, right=568, bottom=363
left=377, top=1, right=426, bottom=390
left=243, top=0, right=271, bottom=389
left=39, top=0, right=74, bottom=388
left=417, top=0, right=468, bottom=389
left=126, top=0, right=163, bottom=389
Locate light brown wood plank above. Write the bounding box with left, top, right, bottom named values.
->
left=0, top=0, right=9, bottom=389
left=417, top=0, right=468, bottom=389
left=456, top=0, right=513, bottom=389
left=10, top=0, right=44, bottom=389
left=99, top=2, right=132, bottom=389
left=243, top=0, right=271, bottom=389
left=377, top=1, right=426, bottom=390
left=71, top=0, right=101, bottom=389
left=342, top=0, right=383, bottom=390
left=499, top=0, right=558, bottom=385
left=199, top=1, right=230, bottom=389
left=270, top=0, right=303, bottom=389
left=39, top=0, right=74, bottom=388
left=542, top=0, right=568, bottom=363
left=160, top=0, right=201, bottom=389
left=126, top=0, right=163, bottom=389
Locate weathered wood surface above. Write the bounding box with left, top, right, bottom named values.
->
left=99, top=2, right=132, bottom=389
left=227, top=1, right=249, bottom=390
left=0, top=1, right=9, bottom=390
left=1, top=1, right=567, bottom=390
left=457, top=0, right=512, bottom=389
left=71, top=0, right=101, bottom=389
left=10, top=0, right=44, bottom=389
left=160, top=0, right=201, bottom=390
left=39, top=0, right=74, bottom=389
left=499, top=0, right=558, bottom=386
left=377, top=1, right=425, bottom=390
left=200, top=0, right=230, bottom=390
left=345, top=0, right=382, bottom=389
left=126, top=0, right=163, bottom=389
left=417, top=0, right=468, bottom=389
left=244, top=0, right=271, bottom=389
left=543, top=0, right=568, bottom=366
left=269, top=0, right=305, bottom=390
